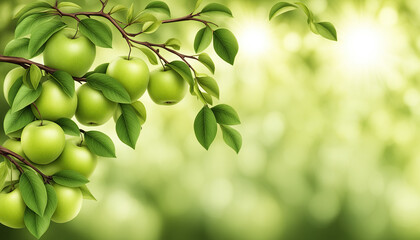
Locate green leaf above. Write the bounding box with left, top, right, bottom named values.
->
left=142, top=19, right=162, bottom=34
left=165, top=38, right=181, bottom=50
left=295, top=2, right=313, bottom=21
left=109, top=4, right=127, bottom=15
left=84, top=131, right=116, bottom=158
left=19, top=171, right=48, bottom=216
left=0, top=162, right=9, bottom=191
left=194, top=105, right=217, bottom=150
left=14, top=1, right=52, bottom=19
left=23, top=65, right=42, bottom=90
left=79, top=185, right=96, bottom=201
left=94, top=63, right=109, bottom=73
left=11, top=84, right=42, bottom=113
left=79, top=19, right=113, bottom=48
left=194, top=26, right=213, bottom=53
left=166, top=61, right=194, bottom=88
left=198, top=53, right=215, bottom=74
left=131, top=101, right=147, bottom=125
left=193, top=0, right=203, bottom=12
left=193, top=83, right=207, bottom=104
left=57, top=2, right=81, bottom=11
left=269, top=2, right=297, bottom=20
left=213, top=28, right=239, bottom=65
left=29, top=20, right=66, bottom=57
left=145, top=1, right=171, bottom=17
left=4, top=38, right=30, bottom=58
left=196, top=75, right=219, bottom=99
left=53, top=170, right=89, bottom=188
left=50, top=71, right=75, bottom=97
left=86, top=73, right=131, bottom=103
left=7, top=76, right=23, bottom=106
left=43, top=184, right=57, bottom=218
left=202, top=92, right=213, bottom=105
left=55, top=118, right=80, bottom=136
left=201, top=3, right=233, bottom=17
left=24, top=208, right=50, bottom=239
left=211, top=104, right=241, bottom=125
left=220, top=125, right=242, bottom=153
left=126, top=3, right=135, bottom=23
left=135, top=47, right=158, bottom=65
left=314, top=22, right=338, bottom=41
left=116, top=104, right=141, bottom=149
left=4, top=108, right=34, bottom=135
left=16, top=14, right=57, bottom=39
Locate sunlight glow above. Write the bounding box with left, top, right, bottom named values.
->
left=238, top=21, right=271, bottom=57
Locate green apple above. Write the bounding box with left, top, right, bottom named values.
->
left=21, top=120, right=65, bottom=165
left=51, top=184, right=83, bottom=223
left=0, top=187, right=26, bottom=229
left=31, top=80, right=78, bottom=121
left=43, top=29, right=96, bottom=77
left=113, top=100, right=147, bottom=125
left=3, top=67, right=25, bottom=105
left=148, top=69, right=187, bottom=105
left=2, top=138, right=26, bottom=159
left=54, top=138, right=97, bottom=177
left=75, top=84, right=117, bottom=126
left=106, top=57, right=149, bottom=102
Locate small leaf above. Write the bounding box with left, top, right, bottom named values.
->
left=7, top=77, right=23, bottom=106
left=126, top=3, right=134, bottom=23
left=53, top=170, right=89, bottom=188
left=165, top=38, right=181, bottom=50
left=19, top=171, right=48, bottom=216
left=211, top=104, right=241, bottom=125
left=57, top=2, right=81, bottom=11
left=201, top=3, right=233, bottom=17
left=202, top=92, right=213, bottom=105
left=196, top=75, right=219, bottom=99
left=269, top=2, right=297, bottom=20
left=131, top=101, right=147, bottom=125
left=295, top=2, right=313, bottom=21
left=79, top=185, right=96, bottom=201
left=55, top=118, right=80, bottom=136
left=94, top=63, right=109, bottom=73
left=4, top=107, right=34, bottom=135
left=11, top=84, right=42, bottom=113
left=142, top=19, right=162, bottom=34
left=15, top=14, right=57, bottom=39
left=193, top=83, right=208, bottom=104
left=86, top=73, right=131, bottom=103
left=166, top=61, right=194, bottom=88
left=194, top=105, right=217, bottom=150
left=24, top=65, right=42, bottom=90
left=84, top=131, right=116, bottom=158
left=135, top=47, right=159, bottom=65
left=213, top=28, right=239, bottom=65
left=198, top=53, right=215, bottom=74
left=79, top=19, right=113, bottom=48
left=0, top=162, right=9, bottom=191
left=220, top=125, right=242, bottom=153
left=109, top=4, right=127, bottom=15
left=24, top=208, right=50, bottom=239
left=314, top=22, right=338, bottom=41
left=4, top=38, right=30, bottom=59
left=194, top=26, right=213, bottom=53
left=50, top=71, right=75, bottom=97
left=43, top=184, right=57, bottom=218
left=145, top=1, right=171, bottom=17
left=29, top=20, right=66, bottom=57
left=14, top=1, right=52, bottom=19
left=193, top=0, right=203, bottom=12
left=116, top=104, right=141, bottom=149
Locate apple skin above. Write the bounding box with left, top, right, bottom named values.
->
left=51, top=184, right=83, bottom=223
left=106, top=57, right=150, bottom=102
left=3, top=67, right=25, bottom=105
left=0, top=187, right=26, bottom=229
left=147, top=69, right=187, bottom=105
left=113, top=100, right=147, bottom=125
left=75, top=84, right=117, bottom=126
left=54, top=138, right=97, bottom=177
left=31, top=80, right=78, bottom=121
left=2, top=139, right=26, bottom=159
left=21, top=120, right=65, bottom=165
left=43, top=29, right=96, bottom=77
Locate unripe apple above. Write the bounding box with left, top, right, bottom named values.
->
left=2, top=138, right=26, bottom=159
left=75, top=84, right=117, bottom=126
left=51, top=184, right=83, bottom=223
left=43, top=29, right=96, bottom=77
left=148, top=69, right=187, bottom=105
left=31, top=80, right=78, bottom=121
left=0, top=187, right=26, bottom=229
left=113, top=100, right=147, bottom=125
left=54, top=138, right=97, bottom=177
left=106, top=57, right=149, bottom=102
left=21, top=120, right=65, bottom=165
left=3, top=67, right=25, bottom=105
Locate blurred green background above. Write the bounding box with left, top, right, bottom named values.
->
left=1, top=0, right=419, bottom=239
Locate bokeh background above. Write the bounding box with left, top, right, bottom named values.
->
left=1, top=0, right=419, bottom=239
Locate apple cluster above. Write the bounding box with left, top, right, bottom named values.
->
left=0, top=27, right=187, bottom=234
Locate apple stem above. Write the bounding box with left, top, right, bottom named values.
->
left=32, top=103, right=44, bottom=126
left=73, top=23, right=80, bottom=39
